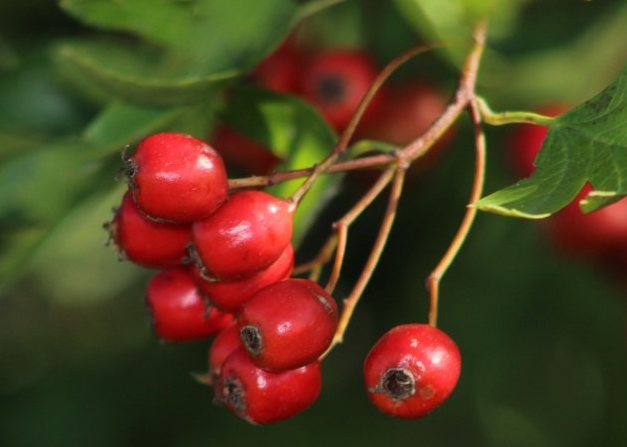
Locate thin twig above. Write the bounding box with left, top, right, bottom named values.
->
left=327, top=166, right=406, bottom=351
left=476, top=97, right=556, bottom=126
left=325, top=167, right=396, bottom=293
left=426, top=98, right=486, bottom=326
left=289, top=44, right=436, bottom=206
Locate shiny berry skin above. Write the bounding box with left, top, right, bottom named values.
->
left=209, top=321, right=242, bottom=382
left=218, top=347, right=322, bottom=424
left=238, top=278, right=338, bottom=371
left=545, top=184, right=627, bottom=259
left=193, top=244, right=294, bottom=314
left=108, top=191, right=191, bottom=268
left=363, top=324, right=461, bottom=419
left=297, top=50, right=379, bottom=130
left=191, top=190, right=294, bottom=280
left=145, top=267, right=233, bottom=342
left=127, top=132, right=228, bottom=223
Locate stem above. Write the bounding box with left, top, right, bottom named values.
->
left=289, top=44, right=435, bottom=206
left=426, top=98, right=486, bottom=326
left=227, top=153, right=396, bottom=190
left=293, top=234, right=338, bottom=282
left=325, top=167, right=396, bottom=294
left=329, top=167, right=406, bottom=350
left=477, top=97, right=555, bottom=126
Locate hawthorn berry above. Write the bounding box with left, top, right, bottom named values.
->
left=545, top=184, right=627, bottom=259
left=209, top=321, right=242, bottom=382
left=358, top=80, right=448, bottom=147
left=190, top=190, right=294, bottom=280
left=238, top=278, right=338, bottom=371
left=250, top=40, right=300, bottom=93
left=192, top=244, right=295, bottom=314
left=145, top=267, right=233, bottom=342
left=212, top=125, right=281, bottom=175
left=107, top=191, right=191, bottom=268
left=218, top=347, right=322, bottom=424
left=297, top=49, right=379, bottom=130
left=126, top=132, right=228, bottom=223
left=363, top=324, right=461, bottom=419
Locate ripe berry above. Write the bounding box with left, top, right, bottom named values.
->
left=107, top=191, right=191, bottom=268
left=218, top=347, right=322, bottom=424
left=193, top=244, right=295, bottom=314
left=363, top=324, right=461, bottom=419
left=212, top=125, right=281, bottom=175
left=145, top=267, right=233, bottom=342
left=251, top=40, right=300, bottom=93
left=238, top=278, right=338, bottom=371
left=209, top=321, right=242, bottom=382
left=127, top=132, right=228, bottom=223
left=297, top=49, right=379, bottom=130
left=191, top=190, right=294, bottom=280
left=358, top=81, right=448, bottom=147
left=545, top=184, right=627, bottom=259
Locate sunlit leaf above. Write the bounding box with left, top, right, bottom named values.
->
left=478, top=60, right=627, bottom=218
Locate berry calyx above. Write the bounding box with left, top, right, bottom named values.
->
left=238, top=278, right=338, bottom=371
left=191, top=190, right=294, bottom=280
left=145, top=267, right=233, bottom=342
left=107, top=191, right=191, bottom=268
left=127, top=132, right=228, bottom=223
left=297, top=49, right=379, bottom=130
left=363, top=324, right=461, bottom=419
left=192, top=244, right=295, bottom=314
left=218, top=347, right=322, bottom=424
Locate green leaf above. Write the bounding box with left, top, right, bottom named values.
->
left=477, top=61, right=627, bottom=218
left=56, top=0, right=306, bottom=105
left=393, top=0, right=522, bottom=64
left=0, top=100, right=211, bottom=289
left=219, top=85, right=338, bottom=243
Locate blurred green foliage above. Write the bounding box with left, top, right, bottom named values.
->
left=1, top=0, right=627, bottom=446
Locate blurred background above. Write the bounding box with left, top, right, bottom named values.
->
left=2, top=0, right=627, bottom=446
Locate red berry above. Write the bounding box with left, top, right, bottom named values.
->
left=545, top=183, right=627, bottom=259
left=145, top=267, right=233, bottom=342
left=251, top=40, right=300, bottom=93
left=358, top=81, right=448, bottom=147
left=127, top=132, right=228, bottom=223
left=209, top=321, right=242, bottom=381
left=363, top=324, right=461, bottom=419
left=218, top=347, right=322, bottom=424
left=108, top=191, right=191, bottom=268
left=191, top=190, right=294, bottom=280
left=212, top=125, right=281, bottom=175
left=238, top=278, right=338, bottom=371
left=193, top=244, right=295, bottom=314
left=297, top=50, right=379, bottom=130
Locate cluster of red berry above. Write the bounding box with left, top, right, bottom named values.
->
left=106, top=131, right=462, bottom=424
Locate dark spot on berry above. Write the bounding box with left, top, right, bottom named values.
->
left=317, top=74, right=346, bottom=104
left=223, top=375, right=246, bottom=411
left=377, top=368, right=416, bottom=401
left=240, top=325, right=263, bottom=356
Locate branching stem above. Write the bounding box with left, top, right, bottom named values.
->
left=327, top=166, right=406, bottom=351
